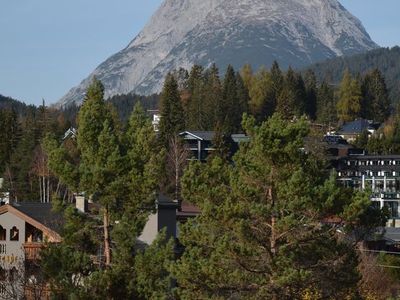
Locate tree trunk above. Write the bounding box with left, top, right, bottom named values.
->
left=271, top=214, right=277, bottom=255
left=175, top=157, right=179, bottom=201
left=39, top=177, right=42, bottom=204
left=103, top=207, right=111, bottom=266
left=268, top=187, right=277, bottom=255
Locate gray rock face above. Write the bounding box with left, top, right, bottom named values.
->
left=58, top=0, right=377, bottom=107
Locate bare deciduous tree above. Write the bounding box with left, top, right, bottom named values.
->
left=167, top=137, right=189, bottom=202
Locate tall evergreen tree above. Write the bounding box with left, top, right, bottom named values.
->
left=362, top=69, right=391, bottom=122
left=240, top=64, right=253, bottom=91
left=270, top=61, right=284, bottom=101
left=77, top=78, right=122, bottom=266
left=316, top=81, right=337, bottom=125
left=174, top=114, right=378, bottom=299
left=203, top=64, right=223, bottom=130
left=276, top=68, right=306, bottom=119
left=304, top=69, right=318, bottom=120
left=337, top=70, right=362, bottom=122
left=159, top=73, right=185, bottom=147
left=220, top=65, right=241, bottom=133
left=248, top=69, right=275, bottom=121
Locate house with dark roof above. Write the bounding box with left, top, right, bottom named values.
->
left=0, top=202, right=62, bottom=299
left=179, top=131, right=249, bottom=161
left=336, top=119, right=380, bottom=142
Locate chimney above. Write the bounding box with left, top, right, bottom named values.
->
left=75, top=195, right=88, bottom=213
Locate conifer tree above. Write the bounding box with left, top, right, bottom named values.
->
left=236, top=72, right=249, bottom=122
left=240, top=64, right=253, bottom=90
left=203, top=64, right=222, bottom=130
left=337, top=70, right=362, bottom=122
left=187, top=70, right=206, bottom=130
left=304, top=69, right=318, bottom=120
left=174, top=114, right=377, bottom=299
left=248, top=68, right=275, bottom=121
left=270, top=61, right=284, bottom=100
left=362, top=69, right=390, bottom=122
left=77, top=78, right=123, bottom=266
left=316, top=81, right=337, bottom=125
left=220, top=65, right=240, bottom=133
left=44, top=93, right=173, bottom=298
left=159, top=73, right=185, bottom=147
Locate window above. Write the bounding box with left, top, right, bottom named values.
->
left=10, top=227, right=19, bottom=241
left=0, top=227, right=5, bottom=241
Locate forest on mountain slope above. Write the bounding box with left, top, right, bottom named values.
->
left=307, top=47, right=400, bottom=104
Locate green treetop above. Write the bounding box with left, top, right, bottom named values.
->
left=337, top=70, right=362, bottom=122
left=159, top=73, right=185, bottom=148
left=173, top=113, right=380, bottom=299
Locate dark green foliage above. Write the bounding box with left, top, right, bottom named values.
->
left=174, top=114, right=377, bottom=299
left=354, top=130, right=370, bottom=149
left=276, top=67, right=307, bottom=119
left=304, top=69, right=318, bottom=119
left=337, top=70, right=362, bottom=122
left=316, top=81, right=337, bottom=125
left=44, top=81, right=172, bottom=298
left=308, top=46, right=400, bottom=105
left=159, top=73, right=185, bottom=147
left=134, top=230, right=176, bottom=300
left=220, top=65, right=241, bottom=133
left=0, top=109, right=19, bottom=174
left=361, top=69, right=391, bottom=122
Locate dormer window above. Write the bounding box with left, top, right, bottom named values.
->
left=0, top=226, right=5, bottom=241
left=10, top=226, right=19, bottom=241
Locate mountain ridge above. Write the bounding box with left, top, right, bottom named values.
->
left=58, top=0, right=378, bottom=107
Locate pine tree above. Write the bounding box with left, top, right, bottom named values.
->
left=203, top=64, right=222, bottom=130
left=362, top=69, right=391, bottom=122
left=44, top=94, right=172, bottom=298
left=159, top=73, right=185, bottom=147
left=187, top=69, right=206, bottom=130
left=240, top=64, right=253, bottom=91
left=236, top=72, right=249, bottom=124
left=174, top=114, right=377, bottom=299
left=248, top=68, right=275, bottom=121
left=270, top=61, right=284, bottom=101
left=304, top=69, right=318, bottom=120
left=337, top=70, right=362, bottom=122
left=316, top=81, right=337, bottom=125
left=276, top=68, right=306, bottom=119
left=220, top=65, right=240, bottom=133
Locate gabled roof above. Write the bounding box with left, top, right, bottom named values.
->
left=337, top=119, right=377, bottom=135
left=0, top=203, right=62, bottom=242
left=179, top=131, right=215, bottom=141
left=63, top=127, right=77, bottom=141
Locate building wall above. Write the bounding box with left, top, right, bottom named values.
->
left=138, top=213, right=158, bottom=245
left=0, top=212, right=25, bottom=268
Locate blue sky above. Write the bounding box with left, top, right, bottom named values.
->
left=0, top=0, right=399, bottom=106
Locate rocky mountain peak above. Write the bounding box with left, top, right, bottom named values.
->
left=58, top=0, right=377, bottom=107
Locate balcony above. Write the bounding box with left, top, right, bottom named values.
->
left=23, top=243, right=43, bottom=261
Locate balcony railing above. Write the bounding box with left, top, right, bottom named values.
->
left=23, top=243, right=43, bottom=261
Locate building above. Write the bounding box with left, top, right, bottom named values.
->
left=138, top=194, right=179, bottom=245
left=336, top=119, right=380, bottom=142
left=147, top=110, right=160, bottom=132
left=62, top=127, right=77, bottom=141
left=336, top=154, right=400, bottom=226
left=179, top=131, right=216, bottom=161
left=0, top=202, right=62, bottom=299
left=179, top=131, right=249, bottom=162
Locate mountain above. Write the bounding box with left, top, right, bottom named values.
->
left=306, top=46, right=400, bottom=103
left=58, top=0, right=378, bottom=107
